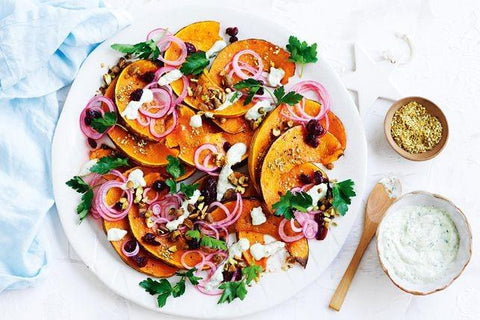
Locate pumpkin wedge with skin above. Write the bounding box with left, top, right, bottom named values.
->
left=116, top=60, right=176, bottom=141
left=127, top=169, right=205, bottom=269
left=104, top=77, right=180, bottom=167
left=248, top=99, right=346, bottom=192
left=165, top=105, right=251, bottom=167
left=260, top=126, right=342, bottom=213
left=102, top=168, right=178, bottom=277
left=212, top=116, right=250, bottom=134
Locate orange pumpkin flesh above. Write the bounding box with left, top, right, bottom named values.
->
left=260, top=127, right=342, bottom=213
left=165, top=105, right=251, bottom=166
left=248, top=99, right=346, bottom=192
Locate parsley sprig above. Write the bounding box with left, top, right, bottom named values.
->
left=233, top=78, right=303, bottom=107
left=164, top=156, right=198, bottom=197
left=272, top=190, right=313, bottom=220
left=217, top=265, right=262, bottom=304
left=332, top=179, right=356, bottom=215
left=90, top=112, right=117, bottom=133
left=89, top=156, right=129, bottom=174
left=180, top=51, right=209, bottom=76
left=185, top=230, right=227, bottom=251
left=139, top=268, right=202, bottom=308
left=286, top=36, right=318, bottom=77
left=111, top=39, right=161, bottom=60
left=66, top=176, right=93, bottom=222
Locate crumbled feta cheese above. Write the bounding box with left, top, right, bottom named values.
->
left=125, top=169, right=146, bottom=189
left=157, top=69, right=183, bottom=86
left=204, top=112, right=214, bottom=118
left=267, top=67, right=285, bottom=87
left=189, top=114, right=202, bottom=128
left=206, top=40, right=227, bottom=59
left=245, top=100, right=274, bottom=121
left=216, top=91, right=241, bottom=111
left=121, top=89, right=154, bottom=120
left=107, top=228, right=128, bottom=241
left=78, top=159, right=98, bottom=176
left=188, top=189, right=201, bottom=205
left=250, top=206, right=267, bottom=226
left=205, top=238, right=250, bottom=291
left=306, top=183, right=328, bottom=210
left=249, top=241, right=285, bottom=261
left=216, top=143, right=247, bottom=201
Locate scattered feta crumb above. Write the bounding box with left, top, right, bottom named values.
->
left=107, top=228, right=128, bottom=241
left=267, top=67, right=285, bottom=87
left=245, top=100, right=274, bottom=121
left=124, top=169, right=146, bottom=189
left=189, top=114, right=203, bottom=128
left=250, top=206, right=267, bottom=226
left=216, top=91, right=241, bottom=111
left=157, top=69, right=183, bottom=86
left=206, top=40, right=227, bottom=59
left=250, top=240, right=286, bottom=261
left=216, top=143, right=247, bottom=201
left=305, top=183, right=328, bottom=210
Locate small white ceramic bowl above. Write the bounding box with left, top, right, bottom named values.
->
left=376, top=191, right=472, bottom=295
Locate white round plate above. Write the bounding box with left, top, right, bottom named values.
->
left=52, top=2, right=367, bottom=319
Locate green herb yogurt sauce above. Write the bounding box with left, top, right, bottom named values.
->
left=378, top=205, right=459, bottom=284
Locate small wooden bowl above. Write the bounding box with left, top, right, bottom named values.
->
left=384, top=96, right=449, bottom=161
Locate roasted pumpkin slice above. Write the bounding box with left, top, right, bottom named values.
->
left=103, top=218, right=178, bottom=277
left=238, top=231, right=268, bottom=270
left=115, top=59, right=178, bottom=141
left=248, top=99, right=346, bottom=192
left=260, top=126, right=343, bottom=213
left=165, top=105, right=250, bottom=166
left=209, top=39, right=296, bottom=87
left=212, top=116, right=250, bottom=134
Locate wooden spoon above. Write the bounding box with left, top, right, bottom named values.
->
left=329, top=177, right=401, bottom=311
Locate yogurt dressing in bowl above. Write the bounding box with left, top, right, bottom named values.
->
left=378, top=205, right=459, bottom=285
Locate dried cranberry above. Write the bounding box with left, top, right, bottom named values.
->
left=229, top=36, right=238, bottom=43
left=200, top=176, right=217, bottom=205
left=152, top=180, right=165, bottom=192
left=140, top=71, right=155, bottom=83
left=316, top=225, right=328, bottom=240
left=186, top=237, right=200, bottom=250
left=256, top=87, right=264, bottom=95
left=133, top=256, right=148, bottom=268
left=87, top=138, right=97, bottom=149
left=306, top=119, right=324, bottom=135
left=223, top=141, right=232, bottom=152
left=101, top=144, right=110, bottom=149
left=313, top=171, right=327, bottom=184
left=226, top=27, right=239, bottom=36
left=124, top=240, right=137, bottom=253
left=142, top=233, right=160, bottom=246
left=113, top=202, right=123, bottom=211
left=299, top=173, right=312, bottom=184
left=130, top=88, right=143, bottom=101
left=84, top=109, right=101, bottom=125
left=185, top=42, right=197, bottom=55
left=305, top=133, right=319, bottom=148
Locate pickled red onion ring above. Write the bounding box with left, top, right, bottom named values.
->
left=122, top=240, right=139, bottom=257
left=146, top=28, right=172, bottom=51
left=231, top=49, right=264, bottom=80
left=278, top=218, right=305, bottom=242
left=79, top=95, right=116, bottom=139
left=194, top=144, right=220, bottom=174
left=154, top=66, right=189, bottom=106
left=181, top=250, right=205, bottom=269
left=149, top=110, right=177, bottom=138
left=156, top=35, right=187, bottom=66
left=93, top=180, right=133, bottom=221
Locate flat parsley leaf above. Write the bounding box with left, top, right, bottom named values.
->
left=200, top=235, right=227, bottom=251
left=111, top=39, right=160, bottom=60
left=242, top=265, right=262, bottom=284
left=180, top=183, right=198, bottom=198
left=166, top=155, right=185, bottom=180
left=272, top=190, right=313, bottom=219
left=332, top=179, right=356, bottom=215
left=233, top=78, right=262, bottom=105
left=89, top=156, right=129, bottom=174
left=66, top=176, right=90, bottom=193
left=180, top=51, right=209, bottom=76
left=176, top=268, right=202, bottom=286
left=165, top=179, right=177, bottom=193
left=185, top=229, right=201, bottom=240
left=273, top=86, right=303, bottom=106
left=286, top=36, right=318, bottom=76
left=218, top=281, right=248, bottom=304
left=77, top=189, right=93, bottom=221
left=90, top=112, right=117, bottom=133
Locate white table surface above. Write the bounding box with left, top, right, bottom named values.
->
left=1, top=0, right=479, bottom=319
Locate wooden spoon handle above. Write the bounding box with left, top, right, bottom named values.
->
left=329, top=234, right=373, bottom=311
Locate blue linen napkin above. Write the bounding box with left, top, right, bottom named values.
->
left=0, top=0, right=131, bottom=292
